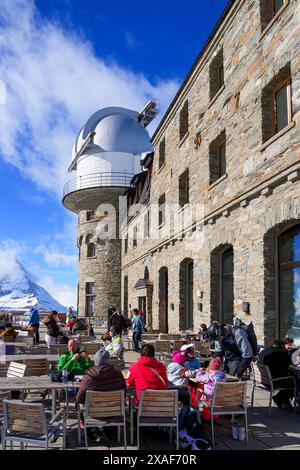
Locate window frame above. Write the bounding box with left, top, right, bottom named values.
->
left=217, top=138, right=226, bottom=180
left=272, top=78, right=292, bottom=134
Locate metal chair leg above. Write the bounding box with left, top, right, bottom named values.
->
left=123, top=418, right=127, bottom=450
left=269, top=392, right=272, bottom=417
left=211, top=412, right=215, bottom=448
left=84, top=427, right=88, bottom=450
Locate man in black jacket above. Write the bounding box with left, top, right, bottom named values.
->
left=257, top=339, right=294, bottom=409
left=108, top=309, right=127, bottom=335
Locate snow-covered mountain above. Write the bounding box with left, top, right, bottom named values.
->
left=0, top=258, right=66, bottom=312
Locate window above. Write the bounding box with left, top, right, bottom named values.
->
left=124, top=234, right=128, bottom=254
left=158, top=194, right=166, bottom=227
left=260, top=0, right=286, bottom=31
left=221, top=247, right=234, bottom=325
left=209, top=49, right=224, bottom=101
left=87, top=242, right=96, bottom=258
left=144, top=210, right=150, bottom=238
left=179, top=259, right=194, bottom=330
left=85, top=282, right=94, bottom=317
left=278, top=225, right=300, bottom=340
left=133, top=226, right=138, bottom=247
left=159, top=138, right=166, bottom=168
left=261, top=64, right=292, bottom=143
left=123, top=276, right=128, bottom=316
left=179, top=169, right=189, bottom=207
left=86, top=210, right=95, bottom=221
left=179, top=100, right=189, bottom=141
left=209, top=131, right=226, bottom=185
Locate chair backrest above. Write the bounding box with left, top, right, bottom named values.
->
left=6, top=362, right=27, bottom=378
left=142, top=334, right=159, bottom=341
left=78, top=336, right=94, bottom=343
left=211, top=382, right=247, bottom=409
left=24, top=359, right=49, bottom=376
left=49, top=344, right=68, bottom=354
left=138, top=389, right=178, bottom=419
left=0, top=336, right=15, bottom=343
left=155, top=340, right=172, bottom=353
left=251, top=362, right=272, bottom=387
left=0, top=363, right=9, bottom=378
left=0, top=391, right=11, bottom=420
left=3, top=400, right=47, bottom=437
left=85, top=390, right=125, bottom=420
left=16, top=336, right=34, bottom=346
left=159, top=334, right=181, bottom=341
left=194, top=342, right=211, bottom=357
left=173, top=340, right=188, bottom=351
left=17, top=331, right=29, bottom=337
left=82, top=342, right=103, bottom=354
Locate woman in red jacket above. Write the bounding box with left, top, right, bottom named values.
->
left=126, top=343, right=168, bottom=401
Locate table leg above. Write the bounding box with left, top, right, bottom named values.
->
left=52, top=388, right=56, bottom=418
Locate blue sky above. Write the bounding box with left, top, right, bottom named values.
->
left=0, top=0, right=228, bottom=309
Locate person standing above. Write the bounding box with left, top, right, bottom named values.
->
left=44, top=310, right=65, bottom=348
left=107, top=306, right=116, bottom=330
left=66, top=307, right=74, bottom=324
left=131, top=308, right=145, bottom=352
left=108, top=309, right=127, bottom=336
left=28, top=307, right=40, bottom=344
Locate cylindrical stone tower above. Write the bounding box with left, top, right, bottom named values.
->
left=62, top=103, right=158, bottom=322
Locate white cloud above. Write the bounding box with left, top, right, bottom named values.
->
left=39, top=276, right=77, bottom=308
left=35, top=245, right=77, bottom=267
left=0, top=0, right=179, bottom=197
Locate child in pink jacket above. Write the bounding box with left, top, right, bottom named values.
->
left=196, top=357, right=226, bottom=420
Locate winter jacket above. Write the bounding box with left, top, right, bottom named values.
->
left=196, top=370, right=226, bottom=399
left=195, top=330, right=209, bottom=342
left=184, top=357, right=201, bottom=371
left=0, top=327, right=18, bottom=338
left=220, top=326, right=242, bottom=362
left=58, top=351, right=94, bottom=375
left=131, top=315, right=144, bottom=332
left=44, top=316, right=61, bottom=337
left=108, top=313, right=127, bottom=334
left=167, top=362, right=187, bottom=387
left=76, top=364, right=126, bottom=404
left=72, top=320, right=88, bottom=334
left=28, top=309, right=40, bottom=325
left=257, top=346, right=292, bottom=380
left=66, top=318, right=76, bottom=329
left=232, top=325, right=253, bottom=358
left=105, top=335, right=123, bottom=358
left=127, top=356, right=168, bottom=400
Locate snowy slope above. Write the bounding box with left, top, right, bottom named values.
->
left=0, top=259, right=66, bottom=312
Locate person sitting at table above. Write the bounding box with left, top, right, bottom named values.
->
left=0, top=322, right=18, bottom=339
left=58, top=339, right=94, bottom=376
left=127, top=343, right=168, bottom=401
left=180, top=343, right=200, bottom=372
left=72, top=317, right=88, bottom=335
left=76, top=348, right=126, bottom=404
left=105, top=326, right=124, bottom=358
left=283, top=337, right=298, bottom=358
left=195, top=324, right=209, bottom=342
left=257, top=339, right=293, bottom=409
left=66, top=316, right=77, bottom=330
left=196, top=357, right=226, bottom=421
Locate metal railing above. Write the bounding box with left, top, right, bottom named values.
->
left=63, top=172, right=134, bottom=198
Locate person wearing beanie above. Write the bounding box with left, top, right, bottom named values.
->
left=196, top=357, right=226, bottom=421
left=105, top=326, right=124, bottom=358
left=76, top=347, right=126, bottom=404
left=167, top=351, right=188, bottom=387
left=180, top=343, right=201, bottom=372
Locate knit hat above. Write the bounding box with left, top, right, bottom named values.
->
left=171, top=351, right=186, bottom=366
left=208, top=357, right=222, bottom=371
left=94, top=348, right=110, bottom=365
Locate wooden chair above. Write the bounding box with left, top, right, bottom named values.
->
left=132, top=389, right=179, bottom=449
left=24, top=359, right=49, bottom=377
left=0, top=363, right=9, bottom=378
left=251, top=362, right=297, bottom=416
left=6, top=362, right=26, bottom=378
left=17, top=331, right=29, bottom=337
left=2, top=400, right=66, bottom=450
left=81, top=342, right=103, bottom=355
left=173, top=340, right=188, bottom=352
left=0, top=392, right=11, bottom=449
left=16, top=336, right=34, bottom=348
left=78, top=390, right=126, bottom=449
left=155, top=340, right=172, bottom=362
left=205, top=382, right=248, bottom=447
left=0, top=336, right=15, bottom=343
left=159, top=334, right=181, bottom=341
left=49, top=344, right=68, bottom=355
left=194, top=342, right=212, bottom=365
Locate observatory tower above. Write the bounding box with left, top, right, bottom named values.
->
left=62, top=102, right=158, bottom=320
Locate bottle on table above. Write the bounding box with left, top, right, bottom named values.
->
left=62, top=369, right=68, bottom=384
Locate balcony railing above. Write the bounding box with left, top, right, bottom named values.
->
left=63, top=172, right=134, bottom=198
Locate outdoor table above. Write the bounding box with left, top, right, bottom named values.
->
left=0, top=342, right=31, bottom=355
left=0, top=353, right=95, bottom=362
left=0, top=376, right=80, bottom=418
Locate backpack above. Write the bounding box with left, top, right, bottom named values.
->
left=233, top=319, right=258, bottom=355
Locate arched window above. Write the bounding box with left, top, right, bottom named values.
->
left=221, top=246, right=234, bottom=325
left=123, top=276, right=128, bottom=316
left=179, top=259, right=193, bottom=330
left=278, top=225, right=300, bottom=340
left=87, top=243, right=96, bottom=258
left=158, top=267, right=168, bottom=334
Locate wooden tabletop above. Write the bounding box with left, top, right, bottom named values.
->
left=0, top=354, right=96, bottom=362
left=0, top=376, right=81, bottom=391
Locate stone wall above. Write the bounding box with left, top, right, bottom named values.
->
left=121, top=0, right=300, bottom=343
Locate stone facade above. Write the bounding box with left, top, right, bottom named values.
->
left=121, top=0, right=300, bottom=344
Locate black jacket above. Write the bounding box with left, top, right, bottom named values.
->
left=44, top=316, right=61, bottom=337
left=108, top=313, right=127, bottom=333
left=257, top=346, right=292, bottom=378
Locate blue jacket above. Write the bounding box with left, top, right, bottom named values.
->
left=29, top=309, right=40, bottom=325
left=185, top=357, right=201, bottom=371
left=131, top=315, right=144, bottom=332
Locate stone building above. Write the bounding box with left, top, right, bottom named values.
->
left=121, top=0, right=300, bottom=345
